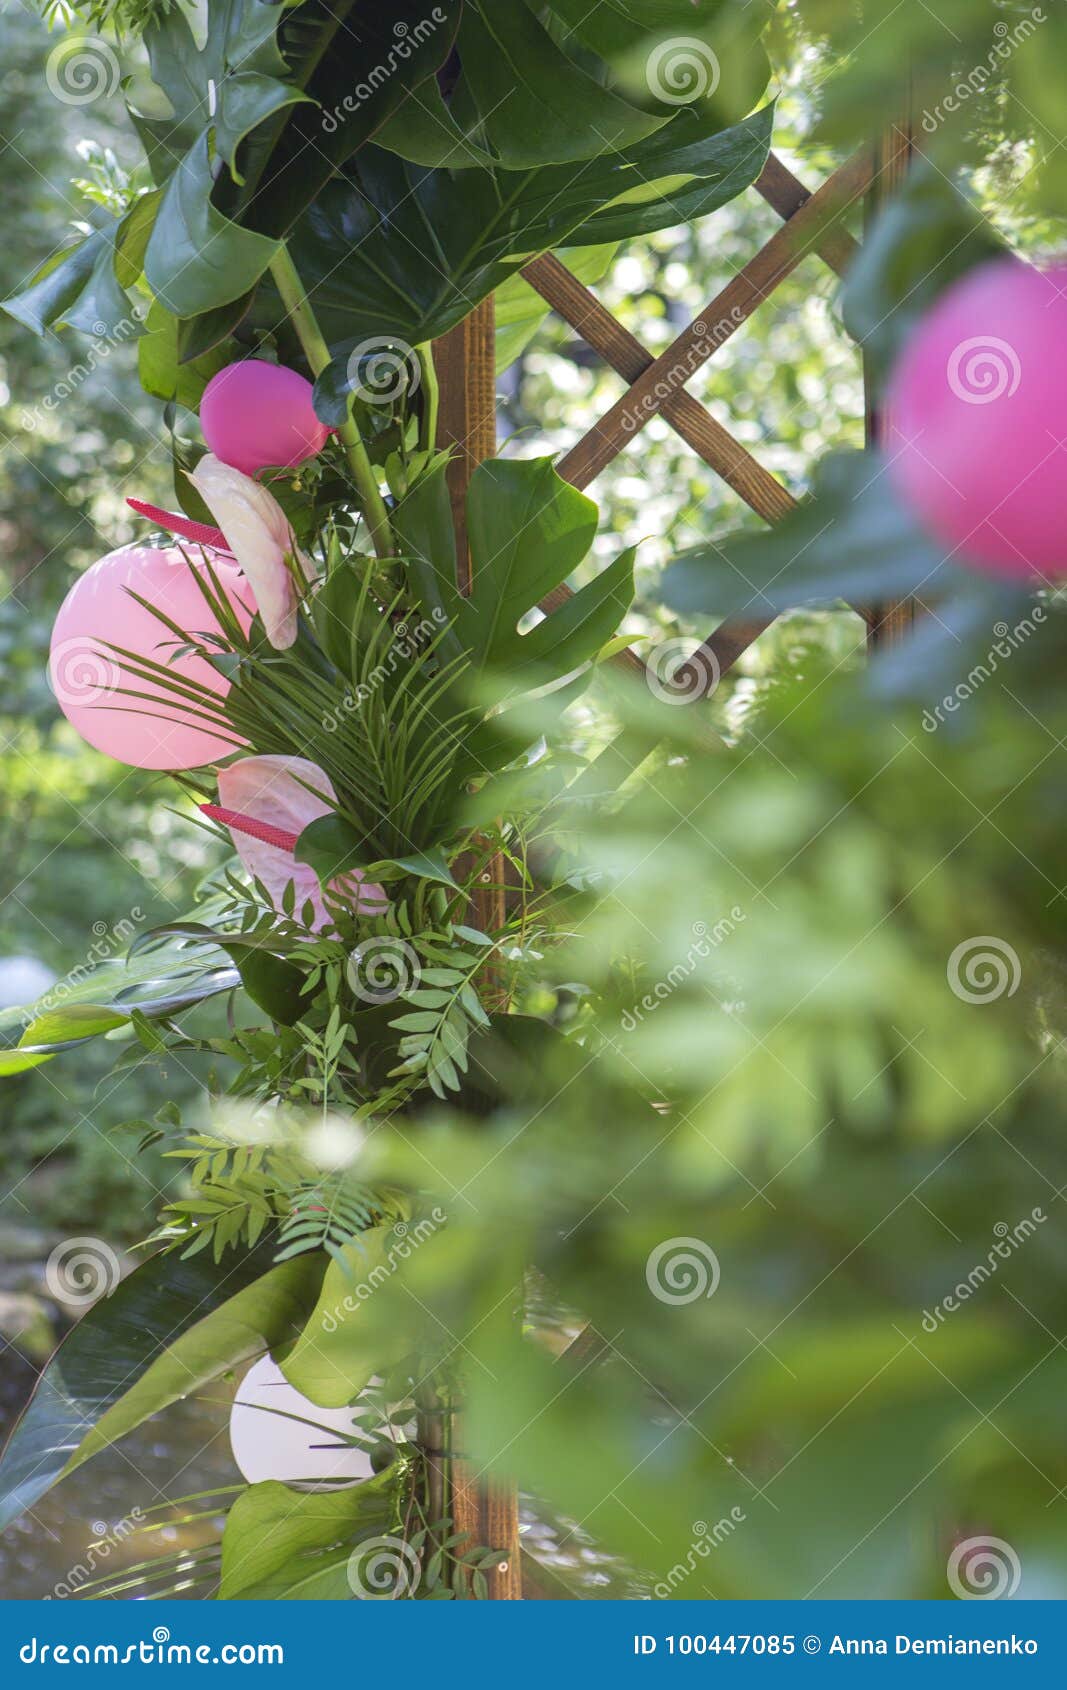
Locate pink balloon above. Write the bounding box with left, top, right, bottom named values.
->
left=199, top=360, right=330, bottom=478
left=49, top=544, right=254, bottom=769
left=887, top=257, right=1067, bottom=578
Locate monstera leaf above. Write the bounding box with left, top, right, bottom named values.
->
left=376, top=0, right=771, bottom=168
left=3, top=2, right=460, bottom=343
left=133, top=0, right=307, bottom=184
left=374, top=0, right=666, bottom=169
left=6, top=3, right=770, bottom=359
left=1, top=219, right=138, bottom=341
left=396, top=455, right=635, bottom=700
left=294, top=104, right=773, bottom=356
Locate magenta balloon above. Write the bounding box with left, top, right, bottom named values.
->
left=888, top=257, right=1067, bottom=578
left=49, top=544, right=254, bottom=769
left=200, top=360, right=330, bottom=477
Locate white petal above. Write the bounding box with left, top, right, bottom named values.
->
left=189, top=457, right=300, bottom=649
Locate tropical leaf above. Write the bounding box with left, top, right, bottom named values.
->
left=1, top=220, right=137, bottom=341
left=659, top=451, right=972, bottom=623
left=375, top=0, right=666, bottom=169
left=280, top=1229, right=408, bottom=1408
left=0, top=1242, right=301, bottom=1532
left=376, top=0, right=771, bottom=168
left=271, top=105, right=774, bottom=349
left=219, top=1470, right=399, bottom=1598
left=130, top=921, right=306, bottom=1026
left=144, top=135, right=283, bottom=318
left=0, top=917, right=241, bottom=1079
left=397, top=455, right=636, bottom=700
left=66, top=1255, right=325, bottom=1476
left=137, top=297, right=236, bottom=408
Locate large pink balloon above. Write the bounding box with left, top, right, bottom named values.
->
left=887, top=257, right=1067, bottom=578
left=200, top=360, right=330, bottom=478
left=49, top=544, right=254, bottom=769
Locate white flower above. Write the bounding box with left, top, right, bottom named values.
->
left=188, top=454, right=311, bottom=649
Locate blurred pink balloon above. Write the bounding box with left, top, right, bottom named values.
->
left=888, top=257, right=1067, bottom=578
left=49, top=543, right=254, bottom=769
left=200, top=360, right=330, bottom=478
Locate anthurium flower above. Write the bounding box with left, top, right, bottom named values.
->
left=205, top=755, right=386, bottom=931
left=187, top=455, right=311, bottom=650
left=126, top=498, right=230, bottom=553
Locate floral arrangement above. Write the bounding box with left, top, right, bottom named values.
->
left=4, top=0, right=1067, bottom=1606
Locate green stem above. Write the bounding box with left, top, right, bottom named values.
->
left=416, top=342, right=440, bottom=456
left=269, top=245, right=394, bottom=559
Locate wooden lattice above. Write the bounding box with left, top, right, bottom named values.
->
left=429, top=125, right=915, bottom=1598
left=516, top=141, right=918, bottom=687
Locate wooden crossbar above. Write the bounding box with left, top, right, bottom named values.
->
left=522, top=253, right=797, bottom=530
left=554, top=149, right=872, bottom=490
left=527, top=148, right=872, bottom=691
left=754, top=152, right=861, bottom=279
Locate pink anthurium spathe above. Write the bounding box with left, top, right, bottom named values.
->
left=188, top=455, right=312, bottom=650
left=206, top=755, right=386, bottom=931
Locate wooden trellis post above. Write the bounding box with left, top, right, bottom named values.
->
left=866, top=111, right=918, bottom=650
left=430, top=299, right=523, bottom=1601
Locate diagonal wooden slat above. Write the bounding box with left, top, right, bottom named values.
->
left=754, top=152, right=861, bottom=279
left=521, top=252, right=796, bottom=527
left=530, top=148, right=872, bottom=699
left=556, top=148, right=873, bottom=490
left=865, top=116, right=918, bottom=649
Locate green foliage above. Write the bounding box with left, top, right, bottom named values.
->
left=268, top=106, right=774, bottom=349
left=219, top=1470, right=400, bottom=1599
left=0, top=1241, right=307, bottom=1531
left=7, top=0, right=1067, bottom=1609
